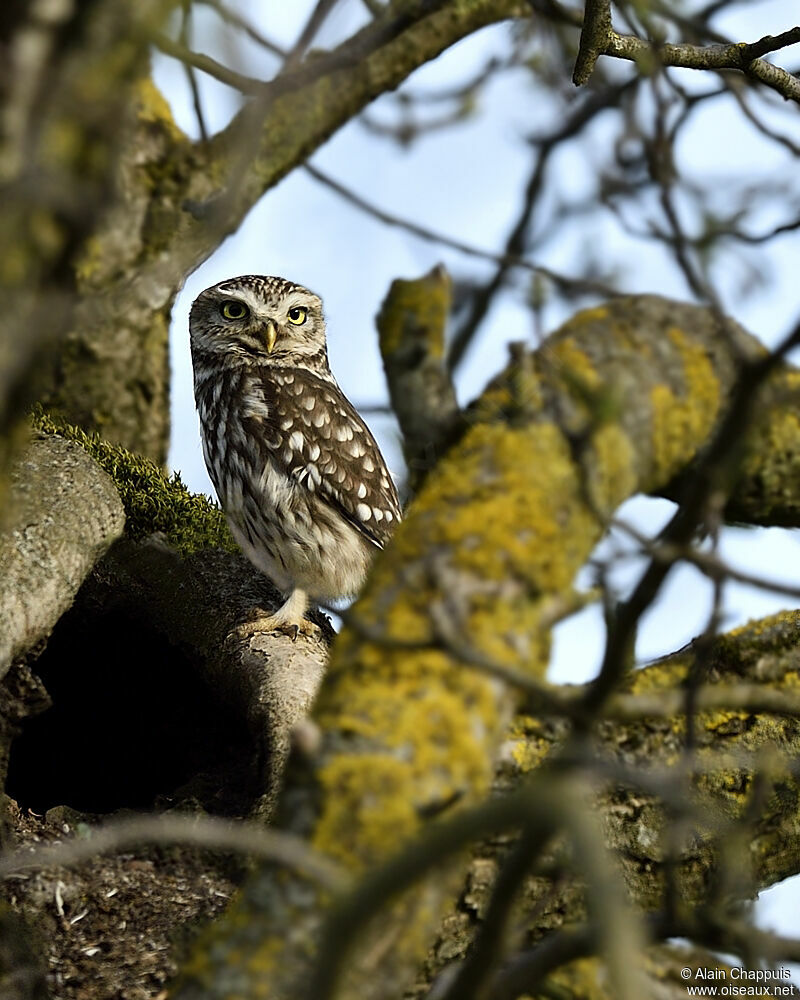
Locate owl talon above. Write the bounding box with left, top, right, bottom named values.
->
left=231, top=615, right=318, bottom=642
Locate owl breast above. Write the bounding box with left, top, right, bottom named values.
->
left=194, top=364, right=380, bottom=602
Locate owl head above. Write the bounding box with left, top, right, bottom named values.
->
left=189, top=275, right=327, bottom=366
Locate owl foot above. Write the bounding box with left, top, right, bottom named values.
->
left=249, top=617, right=319, bottom=641
left=248, top=587, right=315, bottom=641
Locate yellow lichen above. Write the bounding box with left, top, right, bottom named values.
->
left=588, top=423, right=638, bottom=514
left=377, top=269, right=450, bottom=359
left=134, top=76, right=185, bottom=141
left=313, top=645, right=502, bottom=870
left=649, top=327, right=720, bottom=484
left=549, top=336, right=602, bottom=389
left=379, top=421, right=597, bottom=598
left=571, top=305, right=609, bottom=325
left=312, top=754, right=422, bottom=871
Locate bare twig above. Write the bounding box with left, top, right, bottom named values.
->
left=150, top=30, right=265, bottom=94
left=447, top=77, right=637, bottom=372
left=440, top=824, right=554, bottom=1000
left=304, top=163, right=621, bottom=297
left=605, top=30, right=800, bottom=103
left=180, top=2, right=208, bottom=141
left=573, top=0, right=612, bottom=85
left=195, top=0, right=287, bottom=56
left=284, top=0, right=341, bottom=70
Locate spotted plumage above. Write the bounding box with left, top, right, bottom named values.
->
left=189, top=274, right=401, bottom=633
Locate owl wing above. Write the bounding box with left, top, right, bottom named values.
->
left=253, top=367, right=402, bottom=549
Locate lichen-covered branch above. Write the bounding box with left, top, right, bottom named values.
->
left=376, top=266, right=462, bottom=491
left=411, top=610, right=800, bottom=996
left=1, top=1, right=530, bottom=467
left=170, top=294, right=793, bottom=999
left=152, top=0, right=529, bottom=282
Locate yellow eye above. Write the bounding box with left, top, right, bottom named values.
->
left=220, top=300, right=249, bottom=320
left=287, top=306, right=307, bottom=326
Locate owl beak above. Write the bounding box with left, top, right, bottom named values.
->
left=264, top=320, right=278, bottom=353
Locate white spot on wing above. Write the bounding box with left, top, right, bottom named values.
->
left=356, top=503, right=372, bottom=521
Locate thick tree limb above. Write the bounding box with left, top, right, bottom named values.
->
left=0, top=437, right=125, bottom=679
left=159, top=0, right=529, bottom=279
left=4, top=415, right=331, bottom=816
left=1, top=1, right=530, bottom=466
left=0, top=1, right=173, bottom=469
left=171, top=295, right=797, bottom=999
left=376, top=267, right=462, bottom=491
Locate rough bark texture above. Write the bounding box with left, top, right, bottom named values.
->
left=36, top=80, right=183, bottom=463
left=0, top=436, right=125, bottom=678
left=3, top=295, right=800, bottom=996
left=0, top=415, right=335, bottom=995
left=88, top=537, right=332, bottom=817
left=410, top=610, right=800, bottom=996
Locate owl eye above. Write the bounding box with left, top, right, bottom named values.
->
left=287, top=306, right=307, bottom=326
left=220, top=300, right=249, bottom=321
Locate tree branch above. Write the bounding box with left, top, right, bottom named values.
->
left=0, top=436, right=125, bottom=678
left=572, top=0, right=612, bottom=85
left=171, top=294, right=800, bottom=999
left=376, top=267, right=462, bottom=492
left=605, top=30, right=800, bottom=103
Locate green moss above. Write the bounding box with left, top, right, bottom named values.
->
left=30, top=405, right=234, bottom=556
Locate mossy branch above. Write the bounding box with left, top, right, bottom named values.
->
left=30, top=406, right=233, bottom=556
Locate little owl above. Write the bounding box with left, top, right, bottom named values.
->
left=189, top=274, right=401, bottom=635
